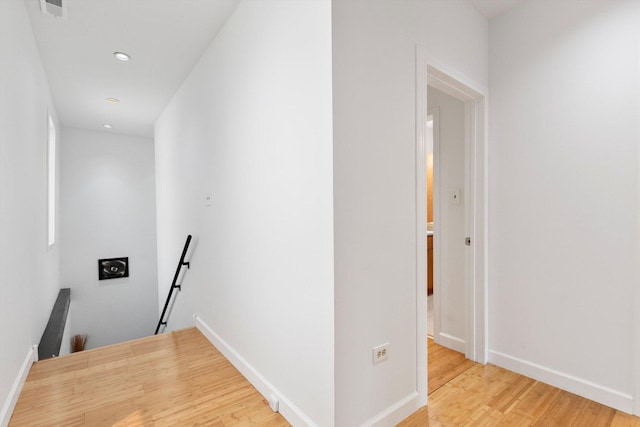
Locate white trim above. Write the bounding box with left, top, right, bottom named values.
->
left=463, top=101, right=473, bottom=361
left=424, top=59, right=488, bottom=100
left=635, top=207, right=640, bottom=415
left=633, top=310, right=640, bottom=414
left=436, top=333, right=466, bottom=354
left=414, top=45, right=428, bottom=408
left=194, top=315, right=317, bottom=427
left=635, top=240, right=640, bottom=415
left=359, top=392, right=420, bottom=427
left=0, top=345, right=37, bottom=427
left=635, top=40, right=640, bottom=416
left=429, top=107, right=442, bottom=345
left=489, top=350, right=633, bottom=414
left=474, top=96, right=489, bottom=364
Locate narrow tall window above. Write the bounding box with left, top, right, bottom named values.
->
left=47, top=114, right=56, bottom=246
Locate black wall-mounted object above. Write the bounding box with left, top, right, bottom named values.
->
left=39, top=288, right=71, bottom=360
left=155, top=235, right=192, bottom=334
left=98, top=257, right=129, bottom=280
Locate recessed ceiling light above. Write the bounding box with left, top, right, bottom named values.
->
left=106, top=97, right=119, bottom=104
left=103, top=124, right=112, bottom=129
left=113, top=52, right=130, bottom=61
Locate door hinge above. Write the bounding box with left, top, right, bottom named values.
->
left=465, top=237, right=471, bottom=246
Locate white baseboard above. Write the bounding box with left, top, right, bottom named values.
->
left=359, top=392, right=421, bottom=427
left=194, top=314, right=317, bottom=427
left=0, top=345, right=37, bottom=427
left=488, top=349, right=633, bottom=413
left=435, top=332, right=465, bottom=354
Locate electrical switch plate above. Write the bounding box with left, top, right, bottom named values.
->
left=205, top=193, right=213, bottom=207
left=449, top=188, right=461, bottom=205
left=372, top=343, right=389, bottom=364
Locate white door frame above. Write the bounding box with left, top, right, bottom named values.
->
left=415, top=46, right=488, bottom=405
left=635, top=230, right=640, bottom=415
left=427, top=107, right=442, bottom=345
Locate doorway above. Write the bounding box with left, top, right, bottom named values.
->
left=426, top=112, right=435, bottom=339
left=415, top=54, right=488, bottom=406
left=427, top=87, right=467, bottom=354
left=426, top=86, right=470, bottom=399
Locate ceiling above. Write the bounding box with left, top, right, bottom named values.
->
left=25, top=0, right=523, bottom=138
left=25, top=0, right=240, bottom=137
left=467, top=0, right=526, bottom=19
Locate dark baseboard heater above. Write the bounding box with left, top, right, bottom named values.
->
left=38, top=288, right=71, bottom=360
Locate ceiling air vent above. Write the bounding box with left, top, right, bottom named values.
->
left=40, top=0, right=67, bottom=18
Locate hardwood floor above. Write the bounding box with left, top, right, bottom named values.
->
left=400, top=339, right=640, bottom=426
left=11, top=332, right=640, bottom=426
left=10, top=328, right=289, bottom=426
left=427, top=338, right=475, bottom=395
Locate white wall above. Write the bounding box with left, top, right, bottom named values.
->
left=428, top=87, right=466, bottom=349
left=0, top=0, right=61, bottom=422
left=154, top=1, right=334, bottom=425
left=59, top=305, right=72, bottom=357
left=489, top=0, right=640, bottom=412
left=332, top=1, right=487, bottom=425
left=60, top=127, right=158, bottom=349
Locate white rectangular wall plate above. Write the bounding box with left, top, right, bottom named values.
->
left=372, top=343, right=389, bottom=364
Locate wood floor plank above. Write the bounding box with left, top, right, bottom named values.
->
left=10, top=328, right=288, bottom=427
left=428, top=338, right=476, bottom=394
left=399, top=339, right=640, bottom=427
left=11, top=333, right=640, bottom=426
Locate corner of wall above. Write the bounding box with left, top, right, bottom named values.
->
left=0, top=346, right=36, bottom=427
left=358, top=393, right=421, bottom=427
left=488, top=350, right=634, bottom=414
left=194, top=315, right=319, bottom=427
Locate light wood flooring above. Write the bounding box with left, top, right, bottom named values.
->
left=399, top=339, right=640, bottom=426
left=427, top=338, right=475, bottom=395
left=10, top=328, right=288, bottom=426
left=11, top=331, right=640, bottom=426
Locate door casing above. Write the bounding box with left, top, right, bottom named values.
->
left=415, top=46, right=488, bottom=406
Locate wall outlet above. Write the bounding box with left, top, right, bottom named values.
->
left=372, top=343, right=389, bottom=364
